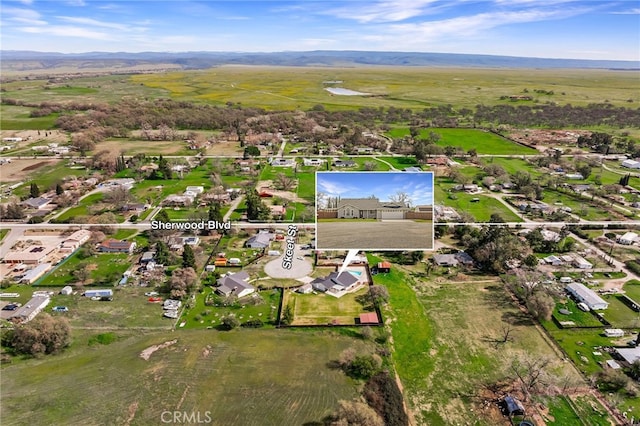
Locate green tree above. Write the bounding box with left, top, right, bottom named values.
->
left=29, top=182, right=40, bottom=198
left=155, top=209, right=170, bottom=222
left=523, top=254, right=540, bottom=268
left=245, top=190, right=270, bottom=221
left=9, top=314, right=71, bottom=356
left=208, top=203, right=223, bottom=223
left=182, top=244, right=196, bottom=268
left=221, top=315, right=240, bottom=330
left=346, top=354, right=382, bottom=380
left=55, top=183, right=64, bottom=195
left=243, top=145, right=260, bottom=158
left=281, top=303, right=294, bottom=325
left=155, top=241, right=170, bottom=265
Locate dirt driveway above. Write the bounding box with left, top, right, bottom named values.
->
left=316, top=220, right=433, bottom=250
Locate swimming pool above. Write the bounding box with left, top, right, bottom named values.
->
left=348, top=270, right=362, bottom=276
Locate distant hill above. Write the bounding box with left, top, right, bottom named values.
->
left=1, top=50, right=638, bottom=71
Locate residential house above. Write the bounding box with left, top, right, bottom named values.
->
left=565, top=173, right=584, bottom=180
left=614, top=347, right=640, bottom=366
left=9, top=295, right=50, bottom=323
left=356, top=147, right=374, bottom=154
left=333, top=159, right=356, bottom=168
left=185, top=186, right=204, bottom=195
left=311, top=271, right=362, bottom=296
left=335, top=197, right=410, bottom=220
left=162, top=194, right=194, bottom=207
left=22, top=197, right=51, bottom=210
left=121, top=203, right=147, bottom=213
left=84, top=289, right=114, bottom=298
left=60, top=229, right=92, bottom=252
left=432, top=252, right=474, bottom=267
left=572, top=255, right=593, bottom=269
left=245, top=232, right=274, bottom=248
left=98, top=239, right=136, bottom=254
left=622, top=159, right=640, bottom=169
left=543, top=255, right=563, bottom=266
left=216, top=271, right=255, bottom=298
left=566, top=282, right=608, bottom=310
left=271, top=158, right=296, bottom=167
left=425, top=157, right=448, bottom=166
left=618, top=232, right=638, bottom=245
left=140, top=251, right=156, bottom=264
left=303, top=158, right=325, bottom=166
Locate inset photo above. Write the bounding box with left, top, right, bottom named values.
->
left=316, top=171, right=434, bottom=250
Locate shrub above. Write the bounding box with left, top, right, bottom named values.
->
left=364, top=371, right=409, bottom=426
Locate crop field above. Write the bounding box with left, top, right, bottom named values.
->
left=125, top=66, right=640, bottom=110
left=282, top=286, right=373, bottom=326
left=367, top=254, right=584, bottom=425
left=0, top=329, right=372, bottom=425
left=387, top=127, right=537, bottom=155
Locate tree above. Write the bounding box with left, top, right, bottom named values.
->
left=182, top=244, right=196, bottom=268
left=55, top=183, right=64, bottom=196
left=369, top=285, right=390, bottom=305
left=221, top=315, right=240, bottom=330
left=526, top=291, right=555, bottom=321
left=330, top=400, right=384, bottom=426
left=509, top=355, right=552, bottom=401
left=9, top=314, right=71, bottom=356
left=29, top=182, right=40, bottom=198
left=155, top=209, right=170, bottom=223
left=345, top=354, right=382, bottom=380
left=169, top=267, right=198, bottom=299
left=245, top=190, right=270, bottom=221
left=72, top=264, right=90, bottom=284
left=389, top=191, right=412, bottom=207
left=281, top=303, right=294, bottom=325
left=522, top=254, right=540, bottom=268
left=3, top=202, right=25, bottom=219
left=274, top=173, right=296, bottom=191
left=155, top=241, right=170, bottom=265
left=363, top=372, right=409, bottom=426
left=576, top=163, right=592, bottom=179
left=243, top=145, right=260, bottom=158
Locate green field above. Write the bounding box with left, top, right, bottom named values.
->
left=387, top=127, right=537, bottom=155
left=367, top=254, right=582, bottom=425
left=38, top=251, right=131, bottom=287
left=0, top=329, right=372, bottom=425
left=0, top=105, right=59, bottom=130
left=282, top=286, right=374, bottom=325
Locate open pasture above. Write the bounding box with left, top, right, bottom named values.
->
left=0, top=329, right=371, bottom=426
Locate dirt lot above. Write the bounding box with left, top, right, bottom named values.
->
left=0, top=158, right=61, bottom=182
left=0, top=129, right=68, bottom=147
left=316, top=220, right=433, bottom=250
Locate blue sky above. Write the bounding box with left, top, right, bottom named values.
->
left=1, top=1, right=638, bottom=60
left=317, top=172, right=434, bottom=207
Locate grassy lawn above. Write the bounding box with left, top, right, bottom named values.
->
left=376, top=156, right=419, bottom=170
left=11, top=160, right=90, bottom=198
left=542, top=189, right=614, bottom=221
left=282, top=286, right=373, bottom=325
left=600, top=295, right=640, bottom=328
left=542, top=396, right=583, bottom=426
left=570, top=395, right=615, bottom=426
left=552, top=298, right=604, bottom=328
left=180, top=286, right=281, bottom=329
left=387, top=127, right=537, bottom=155
left=37, top=251, right=132, bottom=287
left=0, top=104, right=59, bottom=130
left=435, top=180, right=522, bottom=222
left=367, top=253, right=583, bottom=425
left=623, top=280, right=640, bottom=303
left=0, top=328, right=371, bottom=425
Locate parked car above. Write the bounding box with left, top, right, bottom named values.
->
left=2, top=303, right=20, bottom=311
left=144, top=291, right=159, bottom=297
left=52, top=306, right=69, bottom=312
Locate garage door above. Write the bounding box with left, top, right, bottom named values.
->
left=380, top=210, right=405, bottom=220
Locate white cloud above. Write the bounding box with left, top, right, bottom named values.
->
left=318, top=179, right=355, bottom=196
left=2, top=7, right=46, bottom=25
left=20, top=25, right=112, bottom=40
left=324, top=0, right=441, bottom=23
left=56, top=16, right=130, bottom=31
left=611, top=8, right=640, bottom=15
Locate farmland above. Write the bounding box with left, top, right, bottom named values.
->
left=1, top=329, right=373, bottom=425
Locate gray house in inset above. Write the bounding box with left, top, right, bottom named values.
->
left=336, top=198, right=409, bottom=220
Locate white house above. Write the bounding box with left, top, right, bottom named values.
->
left=566, top=282, right=608, bottom=310
left=622, top=159, right=640, bottom=169
left=9, top=295, right=50, bottom=323
left=618, top=232, right=638, bottom=245
left=572, top=255, right=593, bottom=269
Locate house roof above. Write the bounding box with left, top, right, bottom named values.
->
left=616, top=347, right=640, bottom=364
left=378, top=261, right=392, bottom=269
left=566, top=282, right=607, bottom=308
left=217, top=271, right=254, bottom=296
left=359, top=312, right=379, bottom=324
left=337, top=198, right=383, bottom=210
left=246, top=233, right=273, bottom=246
left=313, top=271, right=359, bottom=291
left=100, top=239, right=134, bottom=250
left=22, top=197, right=50, bottom=208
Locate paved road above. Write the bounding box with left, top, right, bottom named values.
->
left=316, top=220, right=433, bottom=250
left=263, top=245, right=313, bottom=279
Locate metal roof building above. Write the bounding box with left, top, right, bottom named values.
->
left=566, top=282, right=608, bottom=310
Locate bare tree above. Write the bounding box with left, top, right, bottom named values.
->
left=509, top=356, right=552, bottom=401
left=389, top=191, right=413, bottom=207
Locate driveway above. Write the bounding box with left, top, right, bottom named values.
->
left=316, top=220, right=433, bottom=250
left=263, top=245, right=313, bottom=279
